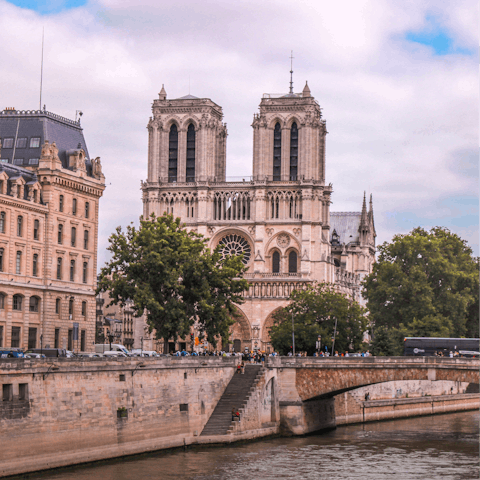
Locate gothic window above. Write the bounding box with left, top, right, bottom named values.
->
left=16, top=251, right=21, bottom=274
left=85, top=202, right=89, bottom=218
left=186, top=124, right=195, bottom=182
left=72, top=198, right=77, bottom=216
left=0, top=212, right=5, bottom=233
left=70, top=260, right=75, bottom=282
left=290, top=122, right=298, bottom=180
left=82, top=262, right=88, bottom=284
left=58, top=224, right=63, bottom=244
left=168, top=124, right=178, bottom=183
left=84, top=230, right=89, bottom=249
left=288, top=251, right=298, bottom=273
left=32, top=254, right=38, bottom=277
left=59, top=195, right=64, bottom=212
left=57, top=257, right=62, bottom=280
left=273, top=122, right=281, bottom=181
left=17, top=216, right=23, bottom=236
left=272, top=251, right=280, bottom=273
left=71, top=227, right=76, bottom=247
left=13, top=294, right=22, bottom=311
left=33, top=219, right=39, bottom=240
left=218, top=234, right=251, bottom=265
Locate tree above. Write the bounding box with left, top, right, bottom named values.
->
left=370, top=325, right=398, bottom=356
left=97, top=214, right=249, bottom=347
left=363, top=227, right=478, bottom=348
left=269, top=283, right=368, bottom=355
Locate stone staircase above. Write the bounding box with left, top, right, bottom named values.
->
left=200, top=364, right=264, bottom=436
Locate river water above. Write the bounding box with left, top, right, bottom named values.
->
left=28, top=411, right=478, bottom=480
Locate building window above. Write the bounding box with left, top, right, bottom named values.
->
left=290, top=122, right=298, bottom=181
left=16, top=251, right=21, bottom=274
left=57, top=257, right=62, bottom=280
left=0, top=248, right=3, bottom=272
left=54, top=328, right=60, bottom=348
left=12, top=295, right=22, bottom=311
left=84, top=230, right=89, bottom=249
left=69, top=298, right=74, bottom=316
left=19, top=384, right=28, bottom=401
left=81, top=330, right=86, bottom=351
left=68, top=329, right=73, bottom=350
left=28, top=327, right=37, bottom=349
left=29, top=158, right=39, bottom=165
left=186, top=124, right=195, bottom=182
left=71, top=227, right=76, bottom=247
left=168, top=124, right=178, bottom=183
left=0, top=293, right=4, bottom=310
left=55, top=298, right=61, bottom=314
left=29, top=296, right=39, bottom=313
left=59, top=195, right=64, bottom=212
left=32, top=254, right=38, bottom=277
left=273, top=122, right=282, bottom=181
left=81, top=301, right=86, bottom=316
left=82, top=262, right=87, bottom=284
left=0, top=325, right=3, bottom=347
left=16, top=137, right=27, bottom=148
left=33, top=219, right=39, bottom=240
left=70, top=260, right=75, bottom=282
left=30, top=137, right=41, bottom=148
left=85, top=202, right=89, bottom=218
left=0, top=212, right=5, bottom=233
left=58, top=224, right=63, bottom=244
left=272, top=251, right=280, bottom=273
left=288, top=251, right=298, bottom=274
left=17, top=216, right=23, bottom=236
left=11, top=327, right=20, bottom=348
left=72, top=198, right=77, bottom=215
left=13, top=158, right=24, bottom=166
left=2, top=138, right=14, bottom=148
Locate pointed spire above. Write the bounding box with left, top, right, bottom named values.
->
left=369, top=193, right=373, bottom=213
left=360, top=191, right=368, bottom=228
left=159, top=84, right=167, bottom=100
left=302, top=81, right=311, bottom=98
left=289, top=51, right=294, bottom=94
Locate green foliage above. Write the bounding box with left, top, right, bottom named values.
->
left=363, top=227, right=478, bottom=350
left=97, top=214, right=249, bottom=347
left=269, top=283, right=368, bottom=355
left=370, top=325, right=398, bottom=356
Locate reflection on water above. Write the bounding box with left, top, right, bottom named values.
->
left=27, top=411, right=479, bottom=480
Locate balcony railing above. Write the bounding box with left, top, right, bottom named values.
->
left=242, top=279, right=311, bottom=299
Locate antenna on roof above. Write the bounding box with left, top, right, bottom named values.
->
left=289, top=51, right=294, bottom=94
left=39, top=27, right=44, bottom=111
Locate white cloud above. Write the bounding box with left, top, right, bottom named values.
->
left=0, top=0, right=477, bottom=263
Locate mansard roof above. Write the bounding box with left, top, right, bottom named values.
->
left=0, top=162, right=43, bottom=202
left=0, top=108, right=93, bottom=175
left=330, top=212, right=362, bottom=244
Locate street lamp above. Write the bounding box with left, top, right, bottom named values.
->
left=292, top=310, right=295, bottom=356
left=331, top=317, right=338, bottom=356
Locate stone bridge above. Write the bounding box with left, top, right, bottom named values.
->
left=264, top=356, right=479, bottom=435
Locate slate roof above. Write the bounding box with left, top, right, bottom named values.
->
left=330, top=212, right=362, bottom=244
left=0, top=109, right=93, bottom=175
left=176, top=94, right=199, bottom=100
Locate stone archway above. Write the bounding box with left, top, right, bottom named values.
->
left=261, top=307, right=283, bottom=353
left=228, top=308, right=251, bottom=352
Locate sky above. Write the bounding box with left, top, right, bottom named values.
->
left=0, top=0, right=478, bottom=268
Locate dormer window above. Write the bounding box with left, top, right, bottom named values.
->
left=30, top=137, right=41, bottom=148
left=16, top=138, right=27, bottom=148
left=13, top=159, right=24, bottom=166
left=2, top=138, right=13, bottom=148
left=29, top=158, right=39, bottom=165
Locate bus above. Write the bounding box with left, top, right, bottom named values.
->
left=404, top=337, right=480, bottom=357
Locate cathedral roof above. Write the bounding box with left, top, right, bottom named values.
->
left=176, top=94, right=199, bottom=100
left=330, top=212, right=362, bottom=244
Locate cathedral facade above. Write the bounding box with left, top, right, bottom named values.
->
left=141, top=83, right=375, bottom=353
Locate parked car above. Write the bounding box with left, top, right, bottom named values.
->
left=24, top=352, right=46, bottom=359
left=94, top=344, right=129, bottom=355
left=102, top=351, right=128, bottom=357
left=0, top=348, right=25, bottom=358
left=75, top=352, right=103, bottom=358
left=28, top=348, right=66, bottom=358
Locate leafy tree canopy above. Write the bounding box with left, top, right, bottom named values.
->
left=363, top=227, right=479, bottom=354
left=97, top=214, right=249, bottom=347
left=269, top=283, right=368, bottom=355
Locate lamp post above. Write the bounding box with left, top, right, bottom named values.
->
left=292, top=310, right=295, bottom=356
left=331, top=317, right=338, bottom=356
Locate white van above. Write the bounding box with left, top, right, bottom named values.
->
left=94, top=344, right=129, bottom=355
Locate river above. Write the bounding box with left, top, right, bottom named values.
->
left=26, top=411, right=478, bottom=480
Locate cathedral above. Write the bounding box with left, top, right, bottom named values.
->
left=141, top=81, right=376, bottom=353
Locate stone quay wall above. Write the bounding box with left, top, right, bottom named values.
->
left=0, top=356, right=238, bottom=478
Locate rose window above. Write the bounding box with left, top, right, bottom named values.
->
left=218, top=234, right=251, bottom=265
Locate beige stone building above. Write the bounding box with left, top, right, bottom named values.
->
left=0, top=109, right=105, bottom=351
left=141, top=83, right=376, bottom=353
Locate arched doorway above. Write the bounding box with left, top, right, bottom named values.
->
left=262, top=307, right=283, bottom=353
left=228, top=308, right=251, bottom=352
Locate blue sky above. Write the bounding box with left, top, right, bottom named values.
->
left=6, top=0, right=86, bottom=14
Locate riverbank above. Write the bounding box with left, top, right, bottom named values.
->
left=335, top=392, right=479, bottom=426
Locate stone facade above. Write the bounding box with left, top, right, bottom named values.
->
left=141, top=84, right=376, bottom=352
left=0, top=109, right=105, bottom=352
